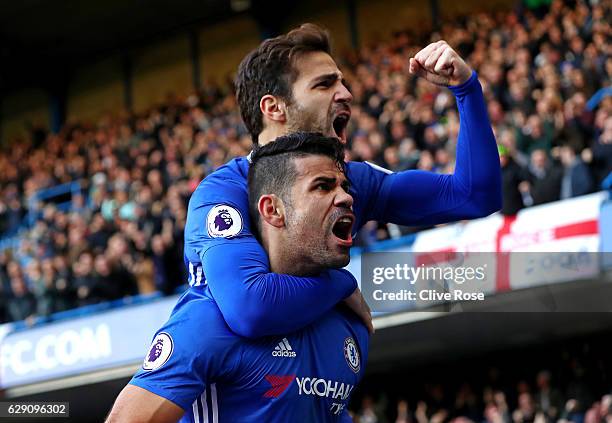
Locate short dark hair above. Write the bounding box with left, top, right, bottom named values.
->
left=236, top=23, right=332, bottom=145
left=248, top=132, right=346, bottom=236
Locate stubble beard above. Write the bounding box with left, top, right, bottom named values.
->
left=282, top=207, right=348, bottom=275
left=286, top=102, right=331, bottom=136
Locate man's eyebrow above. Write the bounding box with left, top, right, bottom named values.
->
left=311, top=176, right=337, bottom=184
left=310, top=72, right=342, bottom=86
left=311, top=175, right=350, bottom=189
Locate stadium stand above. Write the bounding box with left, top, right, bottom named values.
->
left=0, top=0, right=609, bottom=326
left=349, top=333, right=612, bottom=423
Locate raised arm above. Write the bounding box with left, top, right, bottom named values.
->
left=349, top=43, right=501, bottom=226
left=383, top=71, right=501, bottom=224
left=185, top=168, right=367, bottom=338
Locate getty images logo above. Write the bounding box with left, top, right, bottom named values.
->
left=272, top=338, right=297, bottom=358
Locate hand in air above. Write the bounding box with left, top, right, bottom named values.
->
left=409, top=40, right=472, bottom=86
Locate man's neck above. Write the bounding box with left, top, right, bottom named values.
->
left=258, top=126, right=286, bottom=146
left=263, top=235, right=319, bottom=277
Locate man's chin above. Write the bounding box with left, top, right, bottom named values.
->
left=330, top=253, right=351, bottom=269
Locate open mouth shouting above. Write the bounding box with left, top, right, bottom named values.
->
left=332, top=111, right=350, bottom=144
left=331, top=212, right=355, bottom=246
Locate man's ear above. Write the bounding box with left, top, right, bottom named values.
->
left=260, top=95, right=287, bottom=124
left=258, top=194, right=285, bottom=228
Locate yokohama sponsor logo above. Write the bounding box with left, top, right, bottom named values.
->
left=295, top=377, right=354, bottom=401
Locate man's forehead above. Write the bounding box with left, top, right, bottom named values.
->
left=294, top=51, right=343, bottom=81
left=293, top=155, right=345, bottom=181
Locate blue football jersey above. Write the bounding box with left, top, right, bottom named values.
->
left=130, top=288, right=369, bottom=422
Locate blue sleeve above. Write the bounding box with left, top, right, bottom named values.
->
left=204, top=240, right=358, bottom=338
left=185, top=167, right=357, bottom=338
left=349, top=72, right=502, bottom=226
left=129, top=298, right=239, bottom=412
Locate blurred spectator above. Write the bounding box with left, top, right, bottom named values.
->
left=588, top=116, right=612, bottom=188
left=0, top=200, right=6, bottom=236
left=395, top=400, right=412, bottom=423
left=105, top=234, right=138, bottom=297
left=0, top=250, right=9, bottom=292
left=565, top=361, right=594, bottom=418
left=359, top=394, right=388, bottom=423
left=25, top=259, right=53, bottom=317
left=72, top=251, right=98, bottom=307
left=494, top=391, right=512, bottom=423
left=521, top=149, right=563, bottom=206
left=0, top=195, right=25, bottom=237
left=87, top=212, right=113, bottom=252
left=7, top=269, right=36, bottom=322
left=52, top=254, right=74, bottom=312
left=513, top=392, right=537, bottom=423
left=559, top=145, right=594, bottom=199
left=454, top=383, right=479, bottom=421
left=560, top=399, right=584, bottom=423
left=499, top=144, right=529, bottom=215
left=534, top=370, right=563, bottom=421
left=151, top=229, right=185, bottom=295
left=0, top=253, right=8, bottom=323
left=517, top=115, right=555, bottom=156
left=416, top=400, right=448, bottom=423
left=584, top=395, right=612, bottom=423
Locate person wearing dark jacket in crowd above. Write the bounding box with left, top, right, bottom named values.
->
left=535, top=370, right=564, bottom=422
left=499, top=144, right=529, bottom=215
left=560, top=144, right=594, bottom=199
left=0, top=250, right=9, bottom=294
left=523, top=149, right=563, bottom=206
left=0, top=281, right=7, bottom=323
left=7, top=275, right=36, bottom=322
left=590, top=116, right=612, bottom=187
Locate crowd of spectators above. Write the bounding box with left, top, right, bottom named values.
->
left=350, top=342, right=612, bottom=423
left=352, top=374, right=612, bottom=423
left=0, top=0, right=610, bottom=323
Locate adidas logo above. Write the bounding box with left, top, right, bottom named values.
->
left=272, top=338, right=297, bottom=358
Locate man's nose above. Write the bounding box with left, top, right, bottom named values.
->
left=335, top=188, right=353, bottom=209
left=335, top=83, right=353, bottom=104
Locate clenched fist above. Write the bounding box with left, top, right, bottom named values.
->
left=409, top=40, right=472, bottom=86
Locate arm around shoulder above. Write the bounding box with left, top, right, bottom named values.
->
left=204, top=239, right=357, bottom=337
